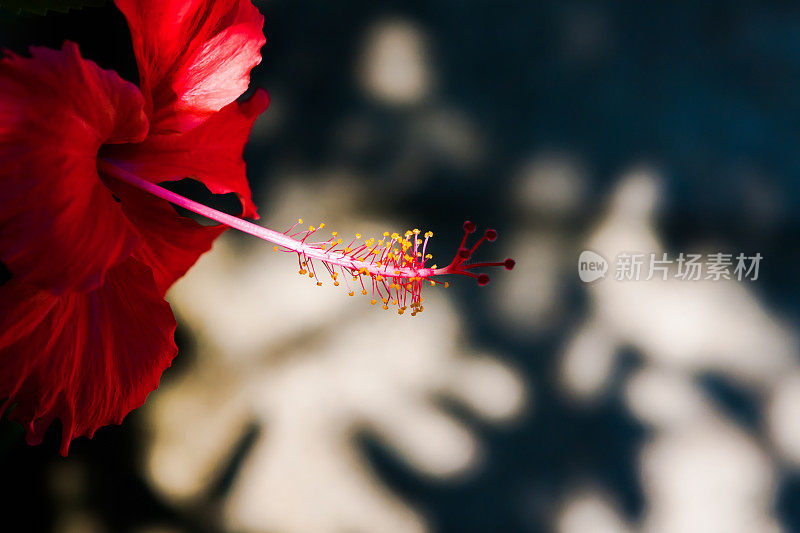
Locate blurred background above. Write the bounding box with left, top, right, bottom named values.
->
left=3, top=1, right=800, bottom=532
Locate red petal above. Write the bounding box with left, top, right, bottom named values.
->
left=103, top=90, right=269, bottom=219
left=0, top=258, right=177, bottom=456
left=115, top=0, right=266, bottom=133
left=108, top=179, right=227, bottom=295
left=0, top=42, right=149, bottom=295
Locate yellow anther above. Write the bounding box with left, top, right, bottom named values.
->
left=398, top=309, right=404, bottom=315
left=319, top=223, right=325, bottom=229
left=309, top=273, right=314, bottom=278
left=370, top=299, right=377, bottom=305
left=273, top=246, right=279, bottom=252
left=345, top=247, right=352, bottom=252
left=376, top=275, right=383, bottom=281
left=353, top=275, right=358, bottom=281
left=316, top=282, right=322, bottom=286
left=392, top=232, right=400, bottom=240
left=382, top=304, right=389, bottom=310
left=405, top=230, right=413, bottom=237
left=413, top=229, right=420, bottom=235
left=332, top=273, right=338, bottom=279
left=298, top=218, right=303, bottom=224
left=332, top=231, right=337, bottom=237
left=424, top=231, right=433, bottom=238
left=376, top=262, right=382, bottom=267
left=382, top=298, right=388, bottom=304
left=395, top=270, right=401, bottom=275
left=348, top=291, right=354, bottom=296
left=362, top=289, right=368, bottom=295
left=430, top=280, right=435, bottom=286
left=337, top=238, right=342, bottom=244
left=309, top=226, right=315, bottom=232
left=431, top=264, right=437, bottom=269
left=383, top=232, right=390, bottom=237
left=425, top=254, right=432, bottom=259
left=320, top=244, right=326, bottom=250
left=391, top=299, right=397, bottom=305
left=444, top=282, right=449, bottom=288
left=356, top=233, right=362, bottom=239
left=334, top=281, right=339, bottom=286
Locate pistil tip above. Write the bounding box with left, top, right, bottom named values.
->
left=505, top=258, right=515, bottom=270
left=463, top=220, right=476, bottom=233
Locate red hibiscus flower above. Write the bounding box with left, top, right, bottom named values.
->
left=0, top=0, right=267, bottom=455
left=0, top=0, right=513, bottom=456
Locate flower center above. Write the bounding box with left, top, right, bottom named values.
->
left=98, top=159, right=513, bottom=315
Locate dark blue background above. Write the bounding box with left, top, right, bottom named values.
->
left=2, top=1, right=800, bottom=531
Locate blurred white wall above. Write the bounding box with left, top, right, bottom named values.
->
left=140, top=173, right=526, bottom=533
left=554, top=168, right=798, bottom=533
